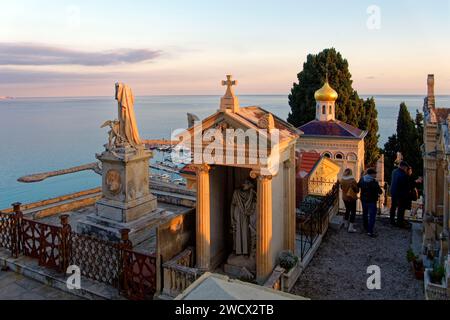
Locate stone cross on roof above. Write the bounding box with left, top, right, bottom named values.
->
left=220, top=74, right=240, bottom=113
left=222, top=75, right=237, bottom=96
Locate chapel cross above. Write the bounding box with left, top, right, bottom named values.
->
left=222, top=75, right=237, bottom=97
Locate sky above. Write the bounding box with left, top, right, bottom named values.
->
left=1, top=0, right=449, bottom=97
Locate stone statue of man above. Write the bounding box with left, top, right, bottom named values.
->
left=230, top=180, right=257, bottom=256
left=115, top=83, right=142, bottom=148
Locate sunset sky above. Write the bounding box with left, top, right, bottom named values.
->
left=1, top=0, right=449, bottom=97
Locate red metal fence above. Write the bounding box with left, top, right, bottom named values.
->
left=0, top=211, right=14, bottom=252
left=0, top=203, right=157, bottom=300
left=121, top=249, right=157, bottom=300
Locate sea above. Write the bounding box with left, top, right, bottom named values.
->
left=1, top=94, right=450, bottom=209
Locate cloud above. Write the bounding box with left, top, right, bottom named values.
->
left=0, top=43, right=161, bottom=66
left=0, top=68, right=104, bottom=83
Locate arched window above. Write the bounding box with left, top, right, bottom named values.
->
left=347, top=153, right=358, bottom=161
left=329, top=105, right=332, bottom=114
left=335, top=153, right=344, bottom=160
left=323, top=152, right=332, bottom=159
left=322, top=105, right=326, bottom=114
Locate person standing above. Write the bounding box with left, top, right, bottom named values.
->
left=340, top=168, right=359, bottom=233
left=358, top=168, right=383, bottom=238
left=389, top=161, right=410, bottom=228
left=404, top=166, right=419, bottom=222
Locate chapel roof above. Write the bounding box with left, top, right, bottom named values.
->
left=299, top=119, right=366, bottom=139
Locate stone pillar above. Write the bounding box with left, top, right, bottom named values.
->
left=252, top=171, right=273, bottom=283
left=424, top=157, right=437, bottom=215
left=284, top=157, right=296, bottom=252
left=444, top=170, right=450, bottom=234
left=427, top=74, right=435, bottom=110
left=195, top=164, right=211, bottom=270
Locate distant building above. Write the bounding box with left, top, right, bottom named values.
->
left=296, top=80, right=367, bottom=183
left=295, top=151, right=340, bottom=206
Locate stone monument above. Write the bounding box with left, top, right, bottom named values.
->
left=224, top=180, right=257, bottom=280
left=78, top=83, right=158, bottom=245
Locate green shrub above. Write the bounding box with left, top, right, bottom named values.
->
left=406, top=248, right=416, bottom=263
left=431, top=263, right=446, bottom=284
left=279, top=250, right=299, bottom=272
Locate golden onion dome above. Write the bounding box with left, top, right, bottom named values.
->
left=314, top=81, right=338, bottom=102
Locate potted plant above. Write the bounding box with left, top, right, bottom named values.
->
left=406, top=248, right=424, bottom=279
left=430, top=263, right=445, bottom=285
left=424, top=262, right=448, bottom=300
left=278, top=251, right=301, bottom=292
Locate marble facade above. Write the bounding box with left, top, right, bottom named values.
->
left=422, top=74, right=450, bottom=261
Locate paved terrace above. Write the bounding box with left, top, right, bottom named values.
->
left=0, top=268, right=81, bottom=300
left=292, top=217, right=425, bottom=300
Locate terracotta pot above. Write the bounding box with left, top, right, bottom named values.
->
left=412, top=261, right=424, bottom=280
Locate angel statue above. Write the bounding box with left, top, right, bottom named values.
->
left=101, top=119, right=122, bottom=150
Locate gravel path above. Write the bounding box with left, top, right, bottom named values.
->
left=292, top=217, right=425, bottom=300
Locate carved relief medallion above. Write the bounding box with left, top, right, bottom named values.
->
left=106, top=169, right=122, bottom=195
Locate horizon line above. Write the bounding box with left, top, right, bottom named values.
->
left=3, top=93, right=450, bottom=99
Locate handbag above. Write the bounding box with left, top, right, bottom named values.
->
left=346, top=186, right=358, bottom=200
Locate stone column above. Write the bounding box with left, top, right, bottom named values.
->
left=444, top=165, right=450, bottom=234
left=284, top=158, right=296, bottom=252
left=252, top=171, right=273, bottom=283
left=195, top=164, right=211, bottom=270
left=424, top=158, right=437, bottom=215
left=440, top=168, right=450, bottom=262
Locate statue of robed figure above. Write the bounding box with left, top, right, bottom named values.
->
left=114, top=82, right=142, bottom=148
left=230, top=180, right=257, bottom=256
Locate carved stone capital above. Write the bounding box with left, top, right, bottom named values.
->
left=283, top=159, right=295, bottom=170
left=250, top=170, right=273, bottom=181
left=194, top=164, right=211, bottom=174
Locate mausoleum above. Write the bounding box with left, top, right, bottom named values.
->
left=176, top=75, right=301, bottom=283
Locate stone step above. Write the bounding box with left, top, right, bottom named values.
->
left=0, top=248, right=123, bottom=300
left=329, top=215, right=344, bottom=231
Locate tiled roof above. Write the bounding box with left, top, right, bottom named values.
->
left=297, top=152, right=321, bottom=177
left=299, top=120, right=365, bottom=139
left=237, top=106, right=302, bottom=141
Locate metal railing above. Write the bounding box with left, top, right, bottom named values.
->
left=296, top=183, right=339, bottom=261
left=0, top=203, right=158, bottom=300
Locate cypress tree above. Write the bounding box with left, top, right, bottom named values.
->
left=415, top=110, right=424, bottom=147
left=383, top=103, right=423, bottom=182
left=360, top=97, right=380, bottom=167
left=383, top=134, right=399, bottom=184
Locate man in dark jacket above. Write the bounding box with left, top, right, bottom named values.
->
left=358, top=168, right=383, bottom=238
left=389, top=161, right=410, bottom=228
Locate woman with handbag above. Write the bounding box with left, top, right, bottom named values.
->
left=340, top=168, right=359, bottom=233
